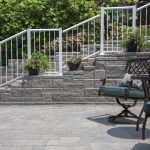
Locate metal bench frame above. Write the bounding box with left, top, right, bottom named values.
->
left=99, top=57, right=150, bottom=124
left=135, top=76, right=150, bottom=139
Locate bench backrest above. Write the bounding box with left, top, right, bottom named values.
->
left=125, top=57, right=150, bottom=99
left=125, top=58, right=150, bottom=75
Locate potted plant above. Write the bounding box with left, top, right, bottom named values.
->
left=66, top=57, right=82, bottom=71
left=122, top=30, right=146, bottom=52
left=24, top=51, right=49, bottom=75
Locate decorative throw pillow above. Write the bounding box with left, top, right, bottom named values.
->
left=132, top=79, right=143, bottom=90
left=122, top=73, right=132, bottom=83
left=119, top=73, right=143, bottom=90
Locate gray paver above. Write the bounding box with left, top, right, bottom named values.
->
left=0, top=105, right=149, bottom=150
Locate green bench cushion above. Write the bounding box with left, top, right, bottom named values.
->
left=99, top=85, right=144, bottom=98
left=143, top=101, right=150, bottom=112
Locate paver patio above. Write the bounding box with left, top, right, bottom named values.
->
left=0, top=104, right=149, bottom=150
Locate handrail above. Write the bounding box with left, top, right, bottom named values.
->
left=137, top=2, right=150, bottom=11
left=63, top=14, right=100, bottom=33
left=0, top=30, right=27, bottom=45
left=104, top=5, right=135, bottom=10
left=30, top=28, right=61, bottom=32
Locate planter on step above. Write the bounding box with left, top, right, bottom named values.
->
left=66, top=57, right=82, bottom=71
left=122, top=30, right=146, bottom=52
left=127, top=42, right=137, bottom=52
left=24, top=51, right=49, bottom=76
left=28, top=68, right=39, bottom=75
left=67, top=62, right=81, bottom=71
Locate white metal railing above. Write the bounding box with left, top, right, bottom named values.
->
left=101, top=5, right=136, bottom=53
left=0, top=28, right=62, bottom=86
left=27, top=28, right=62, bottom=75
left=137, top=3, right=150, bottom=37
left=63, top=14, right=101, bottom=61
left=0, top=3, right=150, bottom=86
left=0, top=30, right=27, bottom=86
left=62, top=5, right=138, bottom=64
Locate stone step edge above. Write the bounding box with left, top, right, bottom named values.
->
left=0, top=101, right=144, bottom=105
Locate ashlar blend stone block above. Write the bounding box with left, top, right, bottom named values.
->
left=21, top=89, right=42, bottom=97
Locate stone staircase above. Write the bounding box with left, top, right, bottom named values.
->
left=0, top=52, right=150, bottom=104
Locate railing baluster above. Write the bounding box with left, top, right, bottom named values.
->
left=77, top=26, right=78, bottom=58
left=107, top=10, right=108, bottom=52
left=140, top=10, right=142, bottom=34
left=112, top=10, right=113, bottom=51
left=94, top=18, right=96, bottom=53
left=117, top=10, right=119, bottom=51
left=44, top=31, right=46, bottom=55
left=54, top=31, right=56, bottom=71
left=11, top=39, right=13, bottom=80
left=145, top=7, right=148, bottom=36
left=49, top=31, right=51, bottom=64
left=66, top=32, right=67, bottom=62
left=83, top=24, right=85, bottom=58
left=16, top=36, right=18, bottom=77
left=72, top=29, right=73, bottom=57
left=122, top=10, right=124, bottom=51
left=127, top=9, right=129, bottom=37
left=39, top=31, right=40, bottom=51
left=87, top=22, right=90, bottom=56
left=0, top=44, right=2, bottom=85
left=5, top=42, right=7, bottom=82
left=22, top=34, right=24, bottom=75
left=34, top=31, right=36, bottom=52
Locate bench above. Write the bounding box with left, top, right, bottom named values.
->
left=98, top=57, right=150, bottom=124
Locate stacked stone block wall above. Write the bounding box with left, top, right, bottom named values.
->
left=0, top=52, right=150, bottom=104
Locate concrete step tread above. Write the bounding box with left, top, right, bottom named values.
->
left=0, top=102, right=121, bottom=105
left=0, top=88, right=11, bottom=93
left=63, top=82, right=85, bottom=86
left=63, top=70, right=84, bottom=75
left=11, top=87, right=63, bottom=90
left=84, top=66, right=95, bottom=70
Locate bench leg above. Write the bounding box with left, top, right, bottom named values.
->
left=108, top=98, right=141, bottom=124
left=136, top=107, right=144, bottom=131
left=142, top=113, right=149, bottom=140
left=116, top=98, right=138, bottom=118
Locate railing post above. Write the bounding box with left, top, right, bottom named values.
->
left=59, top=28, right=62, bottom=75
left=0, top=44, right=2, bottom=85
left=100, top=7, right=104, bottom=55
left=27, top=28, right=31, bottom=59
left=132, top=5, right=136, bottom=31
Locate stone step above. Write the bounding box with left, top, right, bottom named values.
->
left=84, top=66, right=95, bottom=71
left=53, top=95, right=108, bottom=103
left=10, top=75, right=63, bottom=88
left=63, top=83, right=85, bottom=93
left=104, top=48, right=123, bottom=51
left=0, top=88, right=11, bottom=93
left=63, top=70, right=84, bottom=75
left=0, top=97, right=52, bottom=102
left=0, top=93, right=11, bottom=101
left=11, top=87, right=63, bottom=97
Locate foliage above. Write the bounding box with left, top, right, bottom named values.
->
left=24, top=51, right=49, bottom=71
left=0, top=0, right=143, bottom=41
left=66, top=57, right=82, bottom=64
left=146, top=41, right=150, bottom=48
left=122, top=30, right=146, bottom=51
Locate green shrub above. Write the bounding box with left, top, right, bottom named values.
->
left=24, top=51, right=49, bottom=72
left=122, top=30, right=146, bottom=52
left=66, top=57, right=82, bottom=64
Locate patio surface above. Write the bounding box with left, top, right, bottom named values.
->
left=0, top=104, right=149, bottom=150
